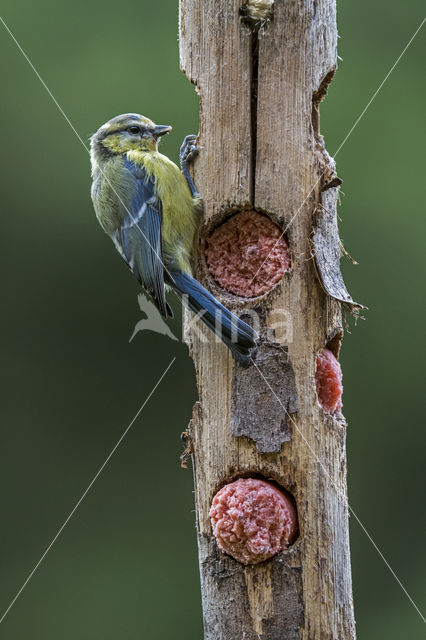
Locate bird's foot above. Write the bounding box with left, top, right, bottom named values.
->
left=180, top=135, right=201, bottom=199
left=180, top=134, right=199, bottom=169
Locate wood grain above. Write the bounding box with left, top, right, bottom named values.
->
left=180, top=1, right=357, bottom=637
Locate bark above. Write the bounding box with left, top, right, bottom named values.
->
left=179, top=1, right=357, bottom=637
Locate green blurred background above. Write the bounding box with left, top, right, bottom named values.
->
left=0, top=0, right=424, bottom=637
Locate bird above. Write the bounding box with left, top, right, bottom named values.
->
left=90, top=113, right=258, bottom=364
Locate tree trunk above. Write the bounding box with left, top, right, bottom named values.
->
left=179, top=1, right=358, bottom=637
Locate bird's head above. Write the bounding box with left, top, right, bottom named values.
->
left=90, top=113, right=172, bottom=163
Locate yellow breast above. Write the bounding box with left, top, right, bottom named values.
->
left=126, top=149, right=199, bottom=273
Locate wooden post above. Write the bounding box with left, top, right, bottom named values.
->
left=180, top=1, right=360, bottom=637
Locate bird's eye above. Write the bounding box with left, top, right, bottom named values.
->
left=127, top=126, right=140, bottom=134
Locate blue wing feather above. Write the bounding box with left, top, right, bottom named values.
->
left=169, top=271, right=258, bottom=365
left=116, top=158, right=171, bottom=317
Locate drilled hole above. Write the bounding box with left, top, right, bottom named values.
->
left=315, top=347, right=343, bottom=414
left=209, top=476, right=298, bottom=565
left=205, top=210, right=290, bottom=298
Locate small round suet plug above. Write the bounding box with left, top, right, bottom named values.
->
left=210, top=478, right=298, bottom=565
left=205, top=210, right=290, bottom=298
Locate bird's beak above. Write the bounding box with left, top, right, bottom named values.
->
left=152, top=124, right=172, bottom=139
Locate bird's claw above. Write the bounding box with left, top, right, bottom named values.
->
left=180, top=134, right=199, bottom=168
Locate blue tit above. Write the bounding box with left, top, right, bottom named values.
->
left=90, top=113, right=258, bottom=364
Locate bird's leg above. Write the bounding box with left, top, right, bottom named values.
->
left=180, top=134, right=200, bottom=198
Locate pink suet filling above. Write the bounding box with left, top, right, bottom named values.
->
left=315, top=348, right=343, bottom=413
left=209, top=478, right=298, bottom=565
left=205, top=211, right=290, bottom=297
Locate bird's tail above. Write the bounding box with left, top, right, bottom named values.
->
left=169, top=271, right=258, bottom=365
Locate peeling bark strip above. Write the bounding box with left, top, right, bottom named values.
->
left=180, top=1, right=357, bottom=638
left=312, top=188, right=365, bottom=314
